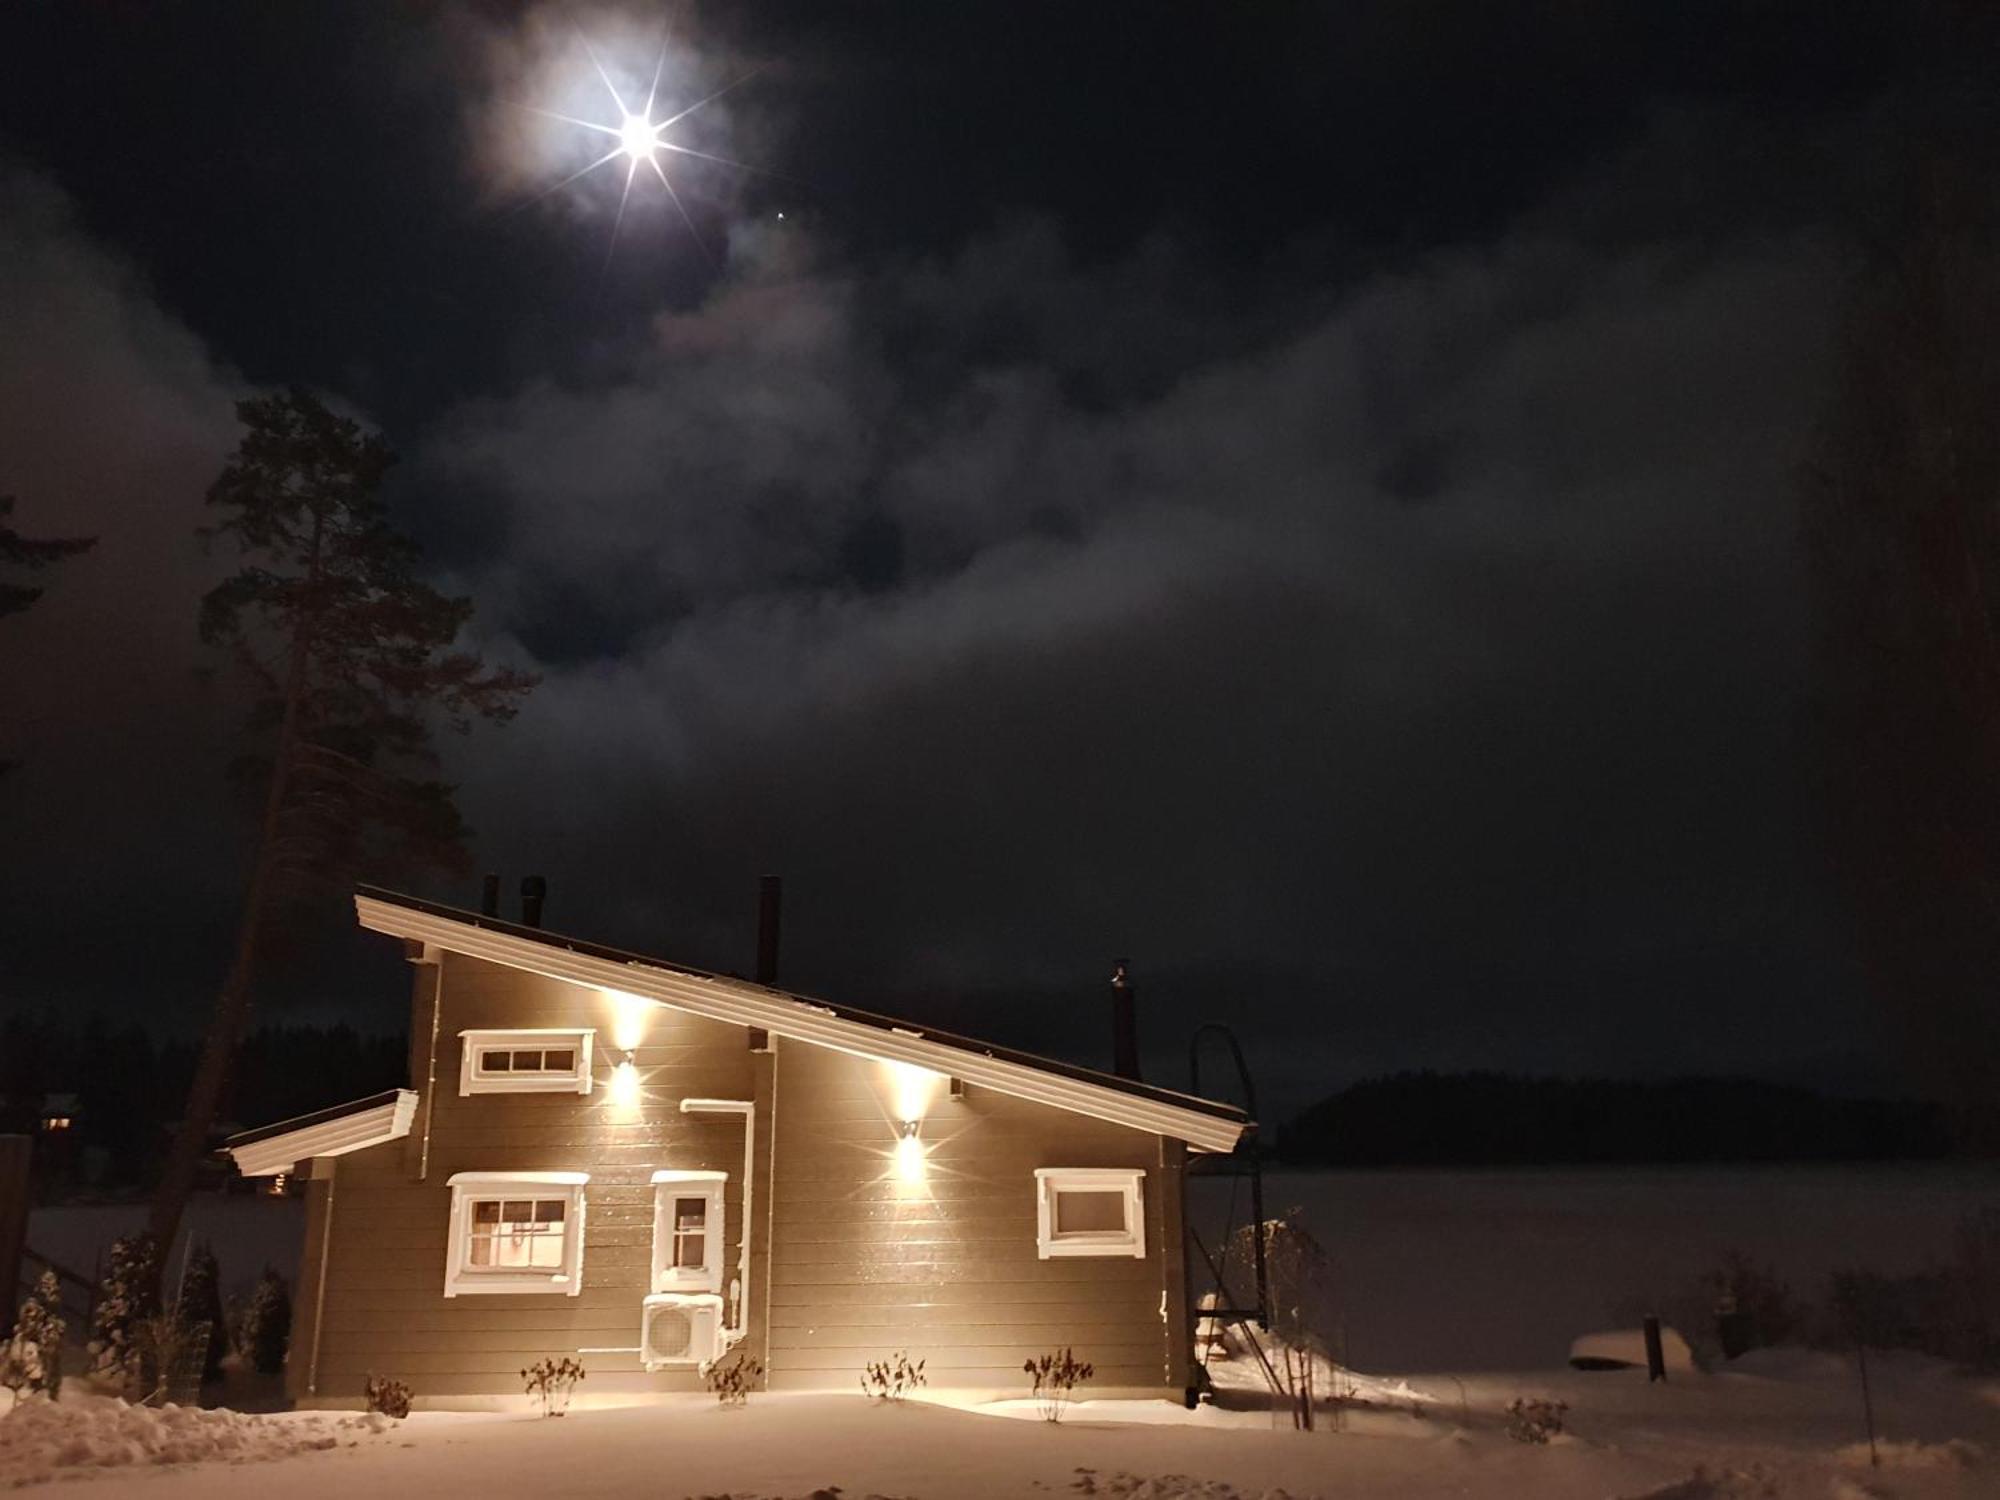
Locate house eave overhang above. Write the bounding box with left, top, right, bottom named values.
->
left=225, top=1088, right=418, bottom=1178
left=353, top=890, right=1251, bottom=1154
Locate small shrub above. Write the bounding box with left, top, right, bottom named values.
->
left=1024, top=1346, right=1093, bottom=1423
left=707, top=1350, right=763, bottom=1405
left=521, top=1356, right=585, bottom=1417
left=0, top=1271, right=67, bottom=1399
left=365, top=1373, right=414, bottom=1418
left=1224, top=1209, right=1339, bottom=1347
left=87, top=1232, right=160, bottom=1389
left=133, top=1313, right=202, bottom=1405
left=176, top=1241, right=227, bottom=1384
left=860, top=1350, right=926, bottom=1402
left=1506, top=1397, right=1568, bottom=1444
left=1704, top=1251, right=1802, bottom=1356
left=238, top=1269, right=292, bottom=1375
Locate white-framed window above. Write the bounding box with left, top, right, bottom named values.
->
left=1034, top=1167, right=1146, bottom=1259
left=444, top=1171, right=588, bottom=1296
left=458, top=1029, right=594, bottom=1095
left=650, top=1169, right=727, bottom=1293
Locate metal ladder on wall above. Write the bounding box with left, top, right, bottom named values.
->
left=1182, top=1022, right=1287, bottom=1409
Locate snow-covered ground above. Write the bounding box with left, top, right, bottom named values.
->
left=10, top=1168, right=1995, bottom=1495
left=4, top=1355, right=1997, bottom=1499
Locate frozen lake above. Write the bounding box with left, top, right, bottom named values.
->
left=1199, top=1164, right=2000, bottom=1373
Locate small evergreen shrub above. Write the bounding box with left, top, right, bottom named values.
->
left=238, top=1269, right=293, bottom=1375
left=175, top=1241, right=227, bottom=1384
left=1024, top=1346, right=1093, bottom=1423
left=365, top=1373, right=414, bottom=1418
left=521, top=1356, right=585, bottom=1416
left=1224, top=1209, right=1339, bottom=1348
left=860, top=1350, right=926, bottom=1402
left=1, top=1271, right=67, bottom=1399
left=1506, top=1397, right=1568, bottom=1444
left=87, top=1232, right=160, bottom=1390
left=707, top=1350, right=763, bottom=1405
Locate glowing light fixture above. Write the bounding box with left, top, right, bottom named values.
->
left=893, top=1120, right=925, bottom=1185
left=610, top=1052, right=642, bottom=1114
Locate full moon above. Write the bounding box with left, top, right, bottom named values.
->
left=619, top=113, right=660, bottom=161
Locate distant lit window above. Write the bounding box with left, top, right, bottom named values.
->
left=458, top=1029, right=594, bottom=1095
left=650, top=1170, right=726, bottom=1293
left=1034, top=1168, right=1146, bottom=1259
left=444, top=1172, right=588, bottom=1296
left=39, top=1115, right=73, bottom=1133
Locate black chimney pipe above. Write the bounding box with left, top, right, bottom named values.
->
left=480, top=873, right=500, bottom=918
left=1111, top=958, right=1140, bottom=1081
left=520, top=875, right=546, bottom=929
left=755, top=875, right=782, bottom=985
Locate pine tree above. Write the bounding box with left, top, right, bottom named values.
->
left=87, top=1233, right=160, bottom=1388
left=238, top=1269, right=292, bottom=1376
left=0, top=1271, right=67, bottom=1398
left=149, top=390, right=534, bottom=1257
left=176, top=1240, right=227, bottom=1384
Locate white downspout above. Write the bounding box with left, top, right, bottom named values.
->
left=679, top=1098, right=754, bottom=1347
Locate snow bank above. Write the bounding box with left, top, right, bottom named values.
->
left=0, top=1393, right=389, bottom=1488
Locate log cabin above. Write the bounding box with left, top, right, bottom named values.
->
left=224, top=885, right=1252, bottom=1408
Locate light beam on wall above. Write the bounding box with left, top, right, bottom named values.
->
left=608, top=989, right=652, bottom=1052
left=885, top=1061, right=945, bottom=1125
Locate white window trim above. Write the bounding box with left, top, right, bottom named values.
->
left=458, top=1028, right=595, bottom=1096
left=650, top=1169, right=727, bottom=1294
left=444, top=1171, right=589, bottom=1296
left=1034, top=1167, right=1146, bottom=1259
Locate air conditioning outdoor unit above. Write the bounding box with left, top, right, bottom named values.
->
left=641, top=1292, right=723, bottom=1370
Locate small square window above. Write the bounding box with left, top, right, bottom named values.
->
left=1034, top=1168, right=1146, bottom=1259
left=459, top=1030, right=594, bottom=1095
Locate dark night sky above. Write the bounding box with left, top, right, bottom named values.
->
left=0, top=3, right=1975, bottom=1117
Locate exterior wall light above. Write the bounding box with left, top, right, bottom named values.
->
left=893, top=1119, right=925, bottom=1185
left=610, top=1052, right=642, bottom=1114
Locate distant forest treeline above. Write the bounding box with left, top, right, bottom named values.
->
left=6, top=1017, right=1972, bottom=1182
left=1275, top=1072, right=1963, bottom=1166
left=1, top=1015, right=406, bottom=1188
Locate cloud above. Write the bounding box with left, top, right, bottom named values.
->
left=0, top=161, right=249, bottom=1014
left=416, top=152, right=1852, bottom=1107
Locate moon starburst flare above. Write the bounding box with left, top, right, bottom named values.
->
left=517, top=34, right=769, bottom=267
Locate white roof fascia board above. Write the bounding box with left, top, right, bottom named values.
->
left=355, top=895, right=1247, bottom=1153
left=227, top=1089, right=417, bottom=1177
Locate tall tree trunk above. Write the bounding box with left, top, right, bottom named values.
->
left=149, top=522, right=322, bottom=1259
